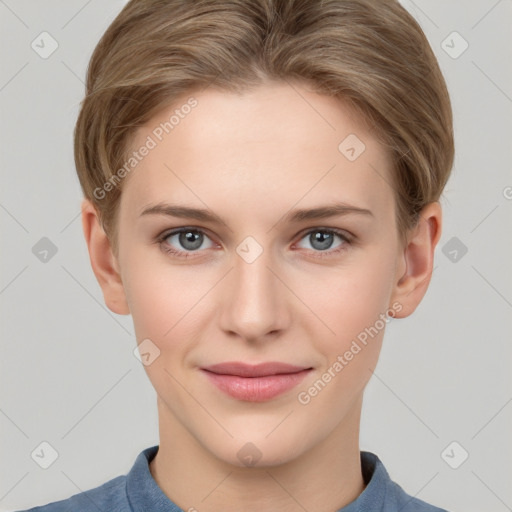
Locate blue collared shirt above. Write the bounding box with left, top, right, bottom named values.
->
left=16, top=445, right=450, bottom=511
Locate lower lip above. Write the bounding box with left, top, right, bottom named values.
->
left=201, top=369, right=312, bottom=402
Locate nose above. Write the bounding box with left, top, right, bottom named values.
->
left=218, top=245, right=290, bottom=343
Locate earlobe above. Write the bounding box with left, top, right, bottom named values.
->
left=390, top=202, right=442, bottom=318
left=81, top=198, right=130, bottom=315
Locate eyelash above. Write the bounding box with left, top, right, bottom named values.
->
left=156, top=227, right=353, bottom=260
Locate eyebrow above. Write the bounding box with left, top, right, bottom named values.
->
left=139, top=201, right=373, bottom=224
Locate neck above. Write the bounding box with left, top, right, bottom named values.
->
left=149, top=395, right=366, bottom=512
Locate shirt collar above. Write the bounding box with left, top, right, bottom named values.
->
left=126, top=445, right=182, bottom=512
left=337, top=451, right=391, bottom=511
left=126, top=445, right=391, bottom=512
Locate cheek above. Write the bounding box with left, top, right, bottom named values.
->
left=317, top=250, right=395, bottom=332
left=122, top=252, right=202, bottom=347
left=295, top=260, right=394, bottom=412
left=304, top=249, right=396, bottom=375
left=123, top=259, right=204, bottom=402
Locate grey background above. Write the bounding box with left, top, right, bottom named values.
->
left=1, top=1, right=511, bottom=511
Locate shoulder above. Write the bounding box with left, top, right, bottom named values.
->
left=389, top=480, right=451, bottom=512
left=360, top=451, right=451, bottom=512
left=13, top=474, right=129, bottom=512
left=14, top=445, right=161, bottom=512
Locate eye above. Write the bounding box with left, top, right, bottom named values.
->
left=294, top=228, right=352, bottom=258
left=156, top=227, right=353, bottom=260
left=157, top=228, right=215, bottom=258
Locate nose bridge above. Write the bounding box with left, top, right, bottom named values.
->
left=220, top=238, right=287, bottom=340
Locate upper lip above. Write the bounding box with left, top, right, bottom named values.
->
left=202, top=362, right=311, bottom=378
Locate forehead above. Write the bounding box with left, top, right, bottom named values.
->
left=121, top=81, right=395, bottom=223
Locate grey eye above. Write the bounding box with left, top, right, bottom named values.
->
left=296, top=230, right=346, bottom=252
left=165, top=230, right=213, bottom=252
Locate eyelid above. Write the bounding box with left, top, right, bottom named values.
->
left=157, top=226, right=218, bottom=250
left=157, top=225, right=353, bottom=242
left=158, top=226, right=215, bottom=241
left=294, top=226, right=354, bottom=243
left=156, top=225, right=354, bottom=258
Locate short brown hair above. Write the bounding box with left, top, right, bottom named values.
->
left=74, top=0, right=454, bottom=256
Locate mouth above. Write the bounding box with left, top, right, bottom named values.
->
left=201, top=362, right=313, bottom=402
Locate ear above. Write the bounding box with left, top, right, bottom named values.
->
left=389, top=201, right=442, bottom=318
left=81, top=198, right=130, bottom=315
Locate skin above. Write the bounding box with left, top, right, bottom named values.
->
left=81, top=80, right=442, bottom=512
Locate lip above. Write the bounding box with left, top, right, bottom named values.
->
left=202, top=361, right=310, bottom=377
left=201, top=362, right=313, bottom=402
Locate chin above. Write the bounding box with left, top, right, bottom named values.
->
left=204, top=431, right=308, bottom=470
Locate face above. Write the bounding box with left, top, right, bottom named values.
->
left=111, top=81, right=407, bottom=467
